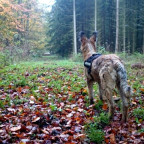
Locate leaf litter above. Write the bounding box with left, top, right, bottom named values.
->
left=0, top=63, right=144, bottom=143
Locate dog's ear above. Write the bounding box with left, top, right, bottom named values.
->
left=90, top=31, right=98, bottom=43
left=79, top=31, right=87, bottom=44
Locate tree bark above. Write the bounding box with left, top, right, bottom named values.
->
left=123, top=0, right=126, bottom=54
left=115, top=0, right=119, bottom=53
left=143, top=28, right=144, bottom=54
left=95, top=0, right=97, bottom=31
left=73, top=0, right=77, bottom=55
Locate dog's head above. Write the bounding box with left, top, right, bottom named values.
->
left=79, top=31, right=98, bottom=53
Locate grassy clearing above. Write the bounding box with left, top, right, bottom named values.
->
left=0, top=54, right=144, bottom=143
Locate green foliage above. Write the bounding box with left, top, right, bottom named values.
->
left=118, top=53, right=144, bottom=64
left=99, top=113, right=110, bottom=125
left=94, top=100, right=103, bottom=111
left=87, top=128, right=104, bottom=143
left=85, top=121, right=104, bottom=143
left=85, top=112, right=109, bottom=143
left=138, top=128, right=144, bottom=133
left=93, top=113, right=110, bottom=128
left=0, top=0, right=46, bottom=64
left=70, top=53, right=83, bottom=62
left=98, top=46, right=106, bottom=54
left=50, top=104, right=57, bottom=111
left=15, top=78, right=27, bottom=87
left=45, top=0, right=73, bottom=57
left=133, top=108, right=144, bottom=119
left=0, top=100, right=4, bottom=109
left=0, top=52, right=11, bottom=68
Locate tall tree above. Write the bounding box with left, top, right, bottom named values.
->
left=123, top=0, right=126, bottom=54
left=45, top=0, right=144, bottom=56
left=46, top=0, right=73, bottom=57
left=73, top=0, right=77, bottom=55
left=95, top=0, right=97, bottom=31
left=0, top=0, right=46, bottom=61
left=143, top=28, right=144, bottom=54
left=115, top=0, right=119, bottom=53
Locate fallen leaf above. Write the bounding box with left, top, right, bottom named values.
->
left=109, top=133, right=116, bottom=144
left=10, top=125, right=21, bottom=132
left=75, top=134, right=86, bottom=140
left=139, top=88, right=144, bottom=92
left=132, top=101, right=137, bottom=105
left=7, top=108, right=16, bottom=113
left=32, top=117, right=40, bottom=123
left=102, top=103, right=108, bottom=110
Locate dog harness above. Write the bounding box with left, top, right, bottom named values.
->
left=84, top=53, right=102, bottom=75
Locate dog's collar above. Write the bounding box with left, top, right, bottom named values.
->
left=84, top=53, right=102, bottom=75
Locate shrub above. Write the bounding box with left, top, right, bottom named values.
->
left=0, top=52, right=11, bottom=68
left=86, top=125, right=104, bottom=143
left=85, top=112, right=110, bottom=143
left=133, top=108, right=144, bottom=119
left=94, top=100, right=103, bottom=111
left=99, top=112, right=110, bottom=125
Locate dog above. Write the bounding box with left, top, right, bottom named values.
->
left=79, top=31, right=132, bottom=122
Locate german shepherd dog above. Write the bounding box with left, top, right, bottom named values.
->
left=79, top=31, right=132, bottom=122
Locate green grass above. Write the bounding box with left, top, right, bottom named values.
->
left=133, top=108, right=144, bottom=120
left=0, top=54, right=144, bottom=143
left=87, top=129, right=104, bottom=143
left=0, top=59, right=85, bottom=108
left=84, top=113, right=109, bottom=143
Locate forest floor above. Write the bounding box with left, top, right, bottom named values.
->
left=0, top=57, right=144, bottom=143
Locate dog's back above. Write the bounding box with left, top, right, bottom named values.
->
left=91, top=54, right=131, bottom=96
left=79, top=31, right=132, bottom=122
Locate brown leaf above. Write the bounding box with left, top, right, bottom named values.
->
left=140, top=88, right=144, bottom=92
left=75, top=134, right=86, bottom=140
left=109, top=133, right=116, bottom=144
left=7, top=108, right=16, bottom=113
left=102, top=103, right=108, bottom=110
left=132, top=101, right=137, bottom=105
left=32, top=117, right=40, bottom=123
left=41, top=129, right=49, bottom=135
left=104, top=137, right=109, bottom=144
left=17, top=87, right=22, bottom=93
left=67, top=113, right=73, bottom=118
left=20, top=139, right=30, bottom=143
left=10, top=125, right=21, bottom=132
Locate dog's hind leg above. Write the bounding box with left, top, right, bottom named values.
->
left=98, top=83, right=106, bottom=101
left=87, top=79, right=94, bottom=104
left=99, top=63, right=116, bottom=118
left=103, top=88, right=115, bottom=118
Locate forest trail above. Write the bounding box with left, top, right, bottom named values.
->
left=0, top=60, right=144, bottom=143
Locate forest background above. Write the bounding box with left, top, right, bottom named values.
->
left=0, top=1, right=144, bottom=143
left=0, top=0, right=144, bottom=66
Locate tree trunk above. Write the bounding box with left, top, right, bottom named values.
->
left=73, top=0, right=77, bottom=55
left=143, top=28, right=144, bottom=54
left=132, top=30, right=136, bottom=53
left=123, top=0, right=126, bottom=54
left=95, top=0, right=97, bottom=31
left=115, top=0, right=119, bottom=53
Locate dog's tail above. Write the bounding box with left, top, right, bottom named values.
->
left=114, top=61, right=132, bottom=99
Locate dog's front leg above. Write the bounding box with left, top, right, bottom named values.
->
left=87, top=79, right=94, bottom=105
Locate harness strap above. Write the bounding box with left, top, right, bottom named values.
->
left=84, top=53, right=102, bottom=77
